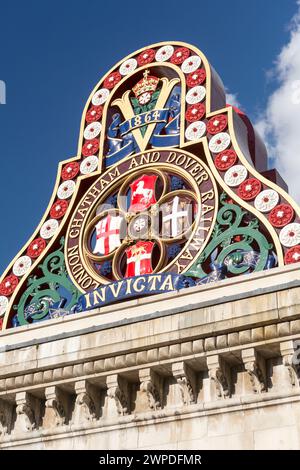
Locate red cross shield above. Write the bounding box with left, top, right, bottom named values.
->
left=161, top=196, right=192, bottom=238
left=129, top=174, right=158, bottom=212
left=125, top=241, right=154, bottom=277
left=93, top=214, right=122, bottom=255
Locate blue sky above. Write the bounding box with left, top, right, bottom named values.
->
left=0, top=0, right=299, bottom=273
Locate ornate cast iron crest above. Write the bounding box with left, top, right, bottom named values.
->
left=1, top=41, right=300, bottom=329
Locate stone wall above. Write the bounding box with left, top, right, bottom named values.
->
left=0, top=264, right=300, bottom=449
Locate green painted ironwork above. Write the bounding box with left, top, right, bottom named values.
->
left=15, top=238, right=81, bottom=326
left=186, top=193, right=274, bottom=279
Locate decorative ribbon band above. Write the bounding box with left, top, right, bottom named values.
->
left=77, top=273, right=195, bottom=312
left=119, top=109, right=169, bottom=135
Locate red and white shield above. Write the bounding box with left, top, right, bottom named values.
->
left=162, top=196, right=191, bottom=238
left=125, top=241, right=154, bottom=277
left=129, top=174, right=157, bottom=212
left=93, top=214, right=122, bottom=255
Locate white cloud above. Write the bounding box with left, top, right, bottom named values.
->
left=226, top=92, right=241, bottom=109
left=254, top=1, right=300, bottom=203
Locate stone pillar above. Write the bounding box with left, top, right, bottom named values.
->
left=241, top=348, right=266, bottom=394
left=14, top=392, right=36, bottom=433
left=73, top=380, right=96, bottom=425
left=171, top=361, right=196, bottom=406
left=280, top=340, right=300, bottom=388
left=43, top=386, right=66, bottom=428
left=207, top=355, right=230, bottom=400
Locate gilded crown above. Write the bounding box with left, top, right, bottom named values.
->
left=132, top=70, right=159, bottom=97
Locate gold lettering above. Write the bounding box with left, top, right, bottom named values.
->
left=166, top=151, right=176, bottom=163
left=201, top=189, right=214, bottom=202
left=74, top=267, right=91, bottom=286
left=108, top=167, right=120, bottom=180
left=67, top=245, right=79, bottom=257
left=174, top=259, right=186, bottom=273
left=69, top=255, right=80, bottom=266
left=140, top=153, right=151, bottom=164
left=190, top=237, right=204, bottom=250
left=125, top=278, right=132, bottom=294
left=93, top=288, right=106, bottom=305
left=69, top=229, right=79, bottom=239
left=160, top=274, right=174, bottom=291
left=133, top=277, right=146, bottom=293
left=183, top=157, right=197, bottom=170
left=201, top=204, right=214, bottom=215
left=175, top=154, right=186, bottom=166
left=73, top=263, right=84, bottom=274
left=200, top=216, right=213, bottom=224
left=190, top=163, right=203, bottom=176
left=82, top=197, right=93, bottom=207
left=72, top=219, right=83, bottom=228
left=78, top=207, right=89, bottom=218
left=88, top=187, right=101, bottom=199
left=195, top=171, right=208, bottom=185
left=150, top=151, right=160, bottom=162
left=129, top=157, right=138, bottom=169
left=109, top=281, right=123, bottom=298
left=84, top=293, right=92, bottom=309
left=99, top=178, right=110, bottom=190
left=148, top=274, right=161, bottom=291
left=180, top=249, right=193, bottom=260
left=80, top=277, right=93, bottom=290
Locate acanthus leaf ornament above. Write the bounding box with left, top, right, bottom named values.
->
left=2, top=41, right=300, bottom=330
